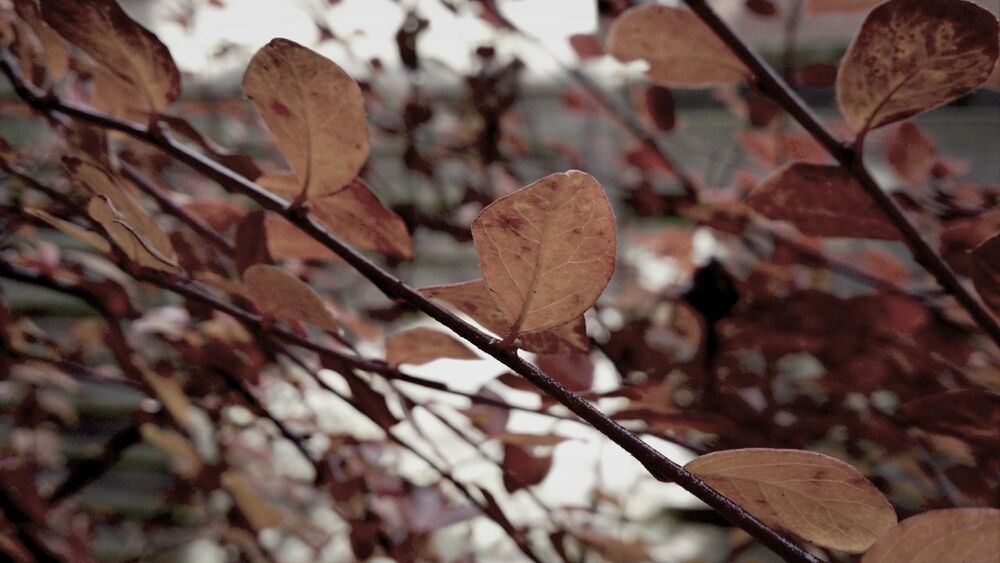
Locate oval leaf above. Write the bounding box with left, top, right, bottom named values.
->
left=242, top=38, right=369, bottom=199
left=420, top=279, right=588, bottom=355
left=861, top=508, right=1000, bottom=563
left=41, top=0, right=180, bottom=113
left=607, top=5, right=749, bottom=87
left=88, top=196, right=181, bottom=273
left=471, top=170, right=615, bottom=335
left=242, top=264, right=338, bottom=332
left=836, top=0, right=999, bottom=134
left=384, top=327, right=478, bottom=366
left=685, top=448, right=897, bottom=552
left=747, top=162, right=900, bottom=239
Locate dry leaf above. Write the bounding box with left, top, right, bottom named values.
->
left=221, top=470, right=286, bottom=532
left=25, top=208, right=112, bottom=253
left=242, top=38, right=369, bottom=199
left=88, top=196, right=181, bottom=273
left=384, top=327, right=478, bottom=366
left=471, top=170, right=615, bottom=336
left=836, top=0, right=999, bottom=134
left=685, top=448, right=897, bottom=553
left=420, top=279, right=588, bottom=354
left=261, top=174, right=412, bottom=260
left=264, top=214, right=338, bottom=261
left=139, top=423, right=201, bottom=478
left=607, top=5, right=749, bottom=87
left=971, top=232, right=1000, bottom=317
left=141, top=369, right=191, bottom=426
left=41, top=0, right=180, bottom=113
left=884, top=122, right=937, bottom=185
left=746, top=162, right=900, bottom=239
left=861, top=508, right=1000, bottom=563
left=13, top=0, right=69, bottom=82
left=242, top=264, right=339, bottom=332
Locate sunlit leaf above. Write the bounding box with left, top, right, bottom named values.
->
left=471, top=170, right=615, bottom=336
left=41, top=0, right=180, bottom=113
left=242, top=264, right=339, bottom=332
left=971, top=232, right=1000, bottom=317
left=836, top=0, right=999, bottom=134
left=607, top=4, right=749, bottom=87
left=384, top=327, right=478, bottom=366
left=746, top=162, right=900, bottom=239
left=242, top=38, right=369, bottom=199
left=861, top=508, right=999, bottom=563
left=420, top=279, right=588, bottom=355
left=685, top=448, right=897, bottom=552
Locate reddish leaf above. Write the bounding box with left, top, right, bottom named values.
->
left=685, top=448, right=897, bottom=552
left=898, top=389, right=1000, bottom=451
left=970, top=232, right=1000, bottom=317
left=384, top=327, right=478, bottom=366
left=502, top=443, right=552, bottom=492
left=861, top=509, right=1000, bottom=563
left=607, top=5, right=749, bottom=87
left=884, top=122, right=937, bottom=185
left=568, top=33, right=603, bottom=61
left=642, top=85, right=676, bottom=131
left=242, top=265, right=339, bottom=332
left=836, top=0, right=999, bottom=134
left=746, top=162, right=900, bottom=239
left=471, top=170, right=616, bottom=336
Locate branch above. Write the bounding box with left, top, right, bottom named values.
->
left=680, top=0, right=1000, bottom=346
left=0, top=52, right=817, bottom=562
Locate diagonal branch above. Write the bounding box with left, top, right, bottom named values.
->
left=680, top=0, right=1000, bottom=346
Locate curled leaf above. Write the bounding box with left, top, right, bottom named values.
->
left=384, top=327, right=478, bottom=366
left=607, top=5, right=749, bottom=87
left=41, top=0, right=180, bottom=113
left=242, top=38, right=369, bottom=199
left=836, top=0, right=1000, bottom=134
left=685, top=448, right=897, bottom=552
left=471, top=170, right=615, bottom=337
left=242, top=264, right=338, bottom=332
left=861, top=508, right=1000, bottom=563
left=420, top=279, right=588, bottom=355
left=746, top=162, right=900, bottom=239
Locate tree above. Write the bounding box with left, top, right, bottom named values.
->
left=0, top=0, right=998, bottom=561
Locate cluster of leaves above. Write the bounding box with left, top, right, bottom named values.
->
left=0, top=0, right=998, bottom=561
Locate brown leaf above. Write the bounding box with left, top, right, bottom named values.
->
left=884, top=122, right=937, bottom=185
left=234, top=211, right=273, bottom=275
left=242, top=38, right=369, bottom=199
left=805, top=0, right=881, bottom=14
left=898, top=389, right=1000, bottom=451
left=262, top=174, right=412, bottom=260
left=384, top=327, right=478, bottom=366
left=242, top=264, right=339, bottom=332
left=264, top=214, right=337, bottom=261
left=181, top=200, right=246, bottom=233
left=471, top=170, right=615, bottom=336
left=88, top=196, right=181, bottom=272
left=502, top=443, right=552, bottom=492
left=971, top=232, right=1000, bottom=317
left=568, top=33, right=603, bottom=61
left=861, top=508, right=1000, bottom=563
left=642, top=85, right=676, bottom=131
left=685, top=448, right=897, bottom=552
left=25, top=208, right=112, bottom=253
left=139, top=423, right=201, bottom=478
left=836, top=0, right=999, bottom=134
left=420, top=279, right=588, bottom=355
left=41, top=0, right=180, bottom=113
left=746, top=162, right=900, bottom=239
left=221, top=469, right=286, bottom=532
left=607, top=4, right=749, bottom=87
left=13, top=0, right=69, bottom=82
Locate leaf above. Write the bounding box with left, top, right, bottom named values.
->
left=139, top=423, right=201, bottom=478
left=568, top=33, right=603, bottom=61
left=221, top=469, right=286, bottom=532
left=971, top=232, right=1000, bottom=317
left=836, top=0, right=999, bottom=134
left=685, top=448, right=897, bottom=552
left=242, top=264, right=339, bottom=332
left=884, top=122, right=937, bottom=185
left=641, top=85, right=676, bottom=131
left=264, top=215, right=338, bottom=261
left=88, top=196, right=181, bottom=272
left=242, top=38, right=369, bottom=199
left=746, top=162, right=900, bottom=239
left=13, top=0, right=69, bottom=82
left=898, top=389, right=1000, bottom=450
left=420, top=279, right=588, bottom=355
left=805, top=0, right=881, bottom=14
left=861, top=508, right=1000, bottom=563
left=384, top=327, right=478, bottom=366
left=64, top=153, right=180, bottom=271
left=261, top=174, right=413, bottom=260
left=607, top=5, right=749, bottom=87
left=502, top=443, right=552, bottom=492
left=41, top=0, right=180, bottom=113
left=233, top=211, right=273, bottom=275
left=25, top=208, right=112, bottom=253
left=471, top=170, right=615, bottom=336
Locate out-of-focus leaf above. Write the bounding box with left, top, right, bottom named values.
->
left=861, top=508, right=1000, bottom=563
left=836, top=0, right=999, bottom=134
left=502, top=443, right=552, bottom=492
left=607, top=5, right=749, bottom=87
left=14, top=0, right=69, bottom=82
left=384, top=327, right=478, bottom=366
left=242, top=38, right=368, bottom=199
left=221, top=469, right=286, bottom=532
left=88, top=196, right=181, bottom=272
left=568, top=33, right=603, bottom=61
left=898, top=389, right=1000, bottom=450
left=242, top=264, right=339, bottom=332
left=884, top=122, right=937, bottom=185
left=971, top=232, right=1000, bottom=316
left=746, top=162, right=900, bottom=239
left=685, top=448, right=897, bottom=552
left=25, top=208, right=112, bottom=253
left=471, top=170, right=615, bottom=335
